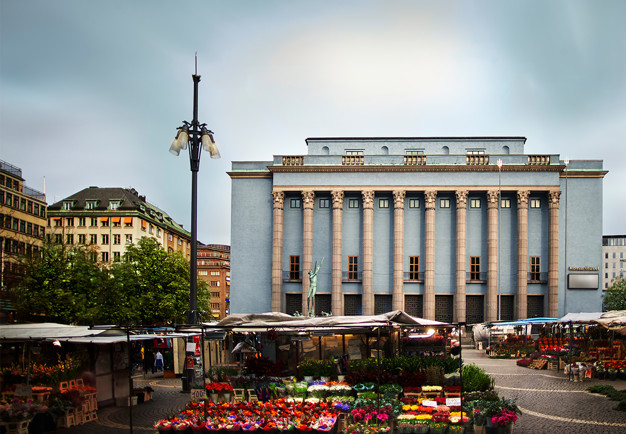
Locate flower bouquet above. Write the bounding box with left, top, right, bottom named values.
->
left=0, top=398, right=44, bottom=422
left=429, top=421, right=449, bottom=434
left=491, top=409, right=518, bottom=426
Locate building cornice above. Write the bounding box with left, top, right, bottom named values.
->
left=228, top=171, right=272, bottom=179
left=560, top=170, right=608, bottom=178
left=268, top=164, right=564, bottom=174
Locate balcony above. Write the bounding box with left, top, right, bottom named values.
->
left=403, top=155, right=426, bottom=166
left=341, top=155, right=364, bottom=166
left=466, top=155, right=489, bottom=165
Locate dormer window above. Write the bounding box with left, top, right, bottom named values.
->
left=63, top=201, right=74, bottom=210
left=109, top=200, right=121, bottom=210
left=85, top=200, right=98, bottom=210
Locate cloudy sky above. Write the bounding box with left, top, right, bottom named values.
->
left=1, top=0, right=625, bottom=244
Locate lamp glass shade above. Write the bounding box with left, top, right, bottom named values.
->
left=169, top=138, right=181, bottom=156
left=178, top=130, right=189, bottom=150
left=202, top=133, right=220, bottom=159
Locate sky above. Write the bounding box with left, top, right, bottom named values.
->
left=1, top=0, right=625, bottom=245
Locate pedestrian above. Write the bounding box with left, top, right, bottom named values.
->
left=154, top=350, right=164, bottom=374
left=144, top=348, right=154, bottom=377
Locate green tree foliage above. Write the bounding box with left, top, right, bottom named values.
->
left=15, top=237, right=210, bottom=325
left=603, top=277, right=626, bottom=311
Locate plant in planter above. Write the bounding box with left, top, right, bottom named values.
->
left=379, top=383, right=402, bottom=397
left=298, top=360, right=317, bottom=379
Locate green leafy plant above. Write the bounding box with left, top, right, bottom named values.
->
left=462, top=364, right=494, bottom=392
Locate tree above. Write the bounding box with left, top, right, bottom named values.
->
left=15, top=237, right=210, bottom=325
left=603, top=277, right=626, bottom=311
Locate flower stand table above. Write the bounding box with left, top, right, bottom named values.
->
left=3, top=418, right=32, bottom=434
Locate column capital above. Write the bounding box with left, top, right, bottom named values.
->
left=424, top=190, right=437, bottom=209
left=362, top=190, right=375, bottom=209
left=487, top=190, right=499, bottom=209
left=272, top=191, right=285, bottom=209
left=393, top=190, right=406, bottom=208
left=302, top=191, right=315, bottom=209
left=549, top=190, right=561, bottom=208
left=517, top=190, right=530, bottom=208
left=331, top=190, right=344, bottom=208
left=455, top=190, right=468, bottom=208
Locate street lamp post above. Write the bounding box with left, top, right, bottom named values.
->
left=563, top=159, right=569, bottom=315
left=169, top=65, right=220, bottom=392
left=497, top=159, right=502, bottom=321
left=169, top=68, right=221, bottom=325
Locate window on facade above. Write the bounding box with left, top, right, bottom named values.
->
left=34, top=203, right=39, bottom=216
left=125, top=234, right=132, bottom=245
left=319, top=198, right=330, bottom=208
left=530, top=256, right=541, bottom=281
left=78, top=234, right=86, bottom=244
left=348, top=256, right=359, bottom=280
left=27, top=201, right=32, bottom=213
left=90, top=217, right=98, bottom=226
left=501, top=199, right=511, bottom=208
left=470, top=199, right=481, bottom=208
left=101, top=218, right=109, bottom=227
left=113, top=234, right=121, bottom=245
left=5, top=193, right=11, bottom=207
left=66, top=234, right=74, bottom=244
left=409, top=199, right=420, bottom=208
left=348, top=199, right=359, bottom=208
left=113, top=252, right=121, bottom=262
left=78, top=217, right=86, bottom=226
left=379, top=199, right=389, bottom=208
left=290, top=255, right=301, bottom=280
left=66, top=218, right=74, bottom=227
left=20, top=198, right=26, bottom=211
left=168, top=234, right=173, bottom=241
left=86, top=201, right=97, bottom=210
left=466, top=149, right=485, bottom=155
left=63, top=201, right=72, bottom=210
left=90, top=234, right=97, bottom=245
left=211, top=271, right=220, bottom=276
left=470, top=256, right=481, bottom=280
left=405, top=149, right=424, bottom=155
left=102, top=252, right=109, bottom=262
left=101, top=234, right=109, bottom=245
left=54, top=234, right=62, bottom=244
left=440, top=199, right=450, bottom=208
left=409, top=256, right=419, bottom=280
left=178, top=238, right=182, bottom=245
left=109, top=201, right=120, bottom=210
left=346, top=150, right=364, bottom=155
left=290, top=198, right=301, bottom=208
left=54, top=218, right=62, bottom=227
left=530, top=199, right=541, bottom=208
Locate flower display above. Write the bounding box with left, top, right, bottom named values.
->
left=205, top=382, right=234, bottom=394
left=491, top=408, right=518, bottom=426
left=0, top=399, right=45, bottom=422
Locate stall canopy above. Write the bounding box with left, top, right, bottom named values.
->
left=556, top=312, right=604, bottom=323
left=0, top=322, right=197, bottom=344
left=594, top=310, right=626, bottom=335
left=488, top=317, right=557, bottom=327
left=202, top=310, right=448, bottom=332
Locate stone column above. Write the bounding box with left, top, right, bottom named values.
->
left=271, top=191, right=285, bottom=312
left=424, top=190, right=437, bottom=320
left=548, top=191, right=561, bottom=318
left=301, top=190, right=315, bottom=315
left=487, top=190, right=499, bottom=322
left=331, top=190, right=344, bottom=316
left=393, top=190, right=406, bottom=311
left=455, top=190, right=468, bottom=323
left=517, top=191, right=530, bottom=319
left=362, top=190, right=375, bottom=315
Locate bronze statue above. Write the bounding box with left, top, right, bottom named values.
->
left=307, top=257, right=324, bottom=316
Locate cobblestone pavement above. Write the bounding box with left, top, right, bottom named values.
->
left=58, top=350, right=626, bottom=433
left=464, top=346, right=626, bottom=433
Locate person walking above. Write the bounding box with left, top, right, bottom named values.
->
left=154, top=350, right=164, bottom=374
left=143, top=348, right=155, bottom=377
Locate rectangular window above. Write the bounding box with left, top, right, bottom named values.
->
left=90, top=217, right=98, bottom=227
left=348, top=198, right=359, bottom=208
left=20, top=198, right=26, bottom=211
left=5, top=193, right=11, bottom=207
left=102, top=252, right=109, bottom=262
left=63, top=201, right=72, bottom=210
left=500, top=198, right=511, bottom=208
left=66, top=217, right=74, bottom=227
left=55, top=234, right=63, bottom=244
left=348, top=256, right=359, bottom=280
left=289, top=256, right=301, bottom=280
left=19, top=220, right=25, bottom=233
left=27, top=201, right=32, bottom=213
left=101, top=234, right=109, bottom=245
left=470, top=199, right=481, bottom=208
left=101, top=217, right=109, bottom=227
left=409, top=256, right=419, bottom=280
left=78, top=234, right=86, bottom=244
left=124, top=217, right=133, bottom=227
left=66, top=234, right=74, bottom=244
left=54, top=218, right=62, bottom=227
left=78, top=217, right=86, bottom=226
left=112, top=217, right=121, bottom=227
left=113, top=252, right=121, bottom=262
left=290, top=198, right=301, bottom=208
left=113, top=234, right=121, bottom=245
left=409, top=199, right=420, bottom=208
left=109, top=201, right=120, bottom=210
left=86, top=200, right=97, bottom=210
left=530, top=199, right=541, bottom=208
left=440, top=199, right=450, bottom=208
left=346, top=150, right=364, bottom=155
left=319, top=198, right=330, bottom=208
left=90, top=234, right=97, bottom=245
left=530, top=256, right=541, bottom=281
left=168, top=234, right=173, bottom=241
left=34, top=203, right=39, bottom=216
left=605, top=253, right=609, bottom=259
left=470, top=256, right=481, bottom=280
left=379, top=199, right=389, bottom=208
left=211, top=271, right=220, bottom=276
left=125, top=234, right=133, bottom=244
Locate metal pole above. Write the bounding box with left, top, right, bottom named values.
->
left=188, top=73, right=201, bottom=325
left=563, top=160, right=569, bottom=315
left=127, top=328, right=133, bottom=434
left=498, top=161, right=502, bottom=320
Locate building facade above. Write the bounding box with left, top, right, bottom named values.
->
left=602, top=235, right=626, bottom=290
left=229, top=137, right=606, bottom=323
left=197, top=244, right=230, bottom=320
left=47, top=187, right=191, bottom=263
left=0, top=160, right=47, bottom=320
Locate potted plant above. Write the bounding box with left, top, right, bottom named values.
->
left=298, top=360, right=317, bottom=380
left=608, top=368, right=618, bottom=381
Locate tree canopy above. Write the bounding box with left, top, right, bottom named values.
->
left=15, top=237, right=210, bottom=325
left=603, top=277, right=626, bottom=311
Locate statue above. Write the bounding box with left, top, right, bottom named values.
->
left=307, top=257, right=324, bottom=317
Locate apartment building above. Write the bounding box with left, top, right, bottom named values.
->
left=198, top=244, right=230, bottom=320
left=602, top=235, right=626, bottom=289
